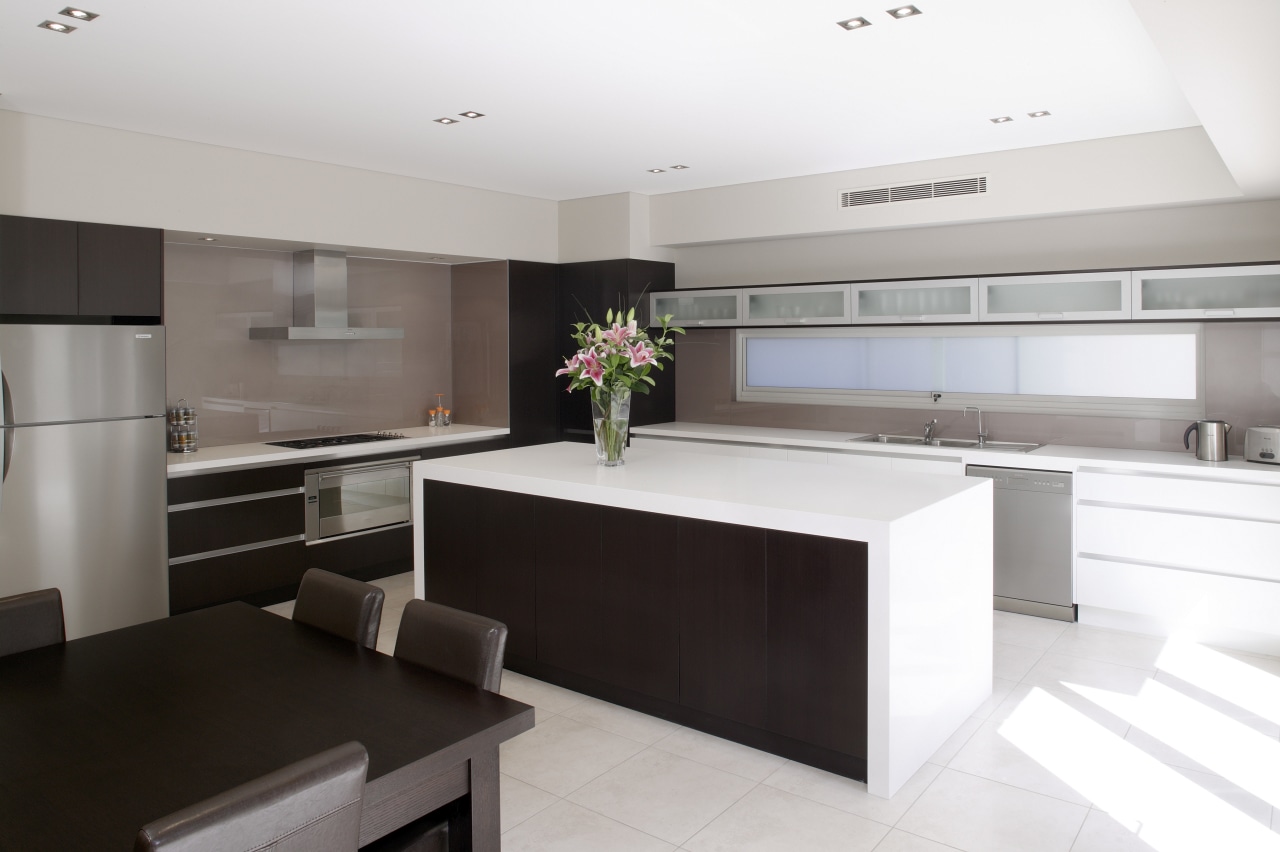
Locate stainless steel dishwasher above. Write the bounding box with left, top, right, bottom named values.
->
left=966, top=465, right=1075, bottom=622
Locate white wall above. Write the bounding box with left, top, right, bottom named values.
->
left=0, top=109, right=559, bottom=262
left=671, top=199, right=1280, bottom=288
left=559, top=192, right=675, bottom=263
left=650, top=127, right=1241, bottom=248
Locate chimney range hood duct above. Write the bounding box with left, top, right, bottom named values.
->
left=248, top=250, right=404, bottom=340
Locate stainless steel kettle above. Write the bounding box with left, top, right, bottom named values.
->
left=1184, top=420, right=1231, bottom=461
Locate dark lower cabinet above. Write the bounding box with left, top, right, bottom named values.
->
left=677, top=517, right=768, bottom=728
left=422, top=481, right=869, bottom=780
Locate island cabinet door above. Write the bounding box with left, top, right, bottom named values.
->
left=676, top=518, right=768, bottom=728
left=423, top=482, right=538, bottom=661
left=765, top=531, right=869, bottom=758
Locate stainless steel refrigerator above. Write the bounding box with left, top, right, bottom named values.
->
left=0, top=325, right=168, bottom=640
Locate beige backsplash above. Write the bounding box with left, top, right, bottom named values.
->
left=166, top=243, right=456, bottom=447
left=674, top=324, right=1280, bottom=455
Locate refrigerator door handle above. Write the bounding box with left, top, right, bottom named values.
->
left=1, top=369, right=10, bottom=510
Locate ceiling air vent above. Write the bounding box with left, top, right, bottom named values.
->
left=840, top=175, right=987, bottom=208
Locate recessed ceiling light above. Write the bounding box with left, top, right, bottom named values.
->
left=38, top=20, right=76, bottom=33
left=886, top=5, right=922, bottom=19
left=199, top=237, right=217, bottom=242
left=648, top=169, right=666, bottom=174
left=60, top=7, right=98, bottom=21
left=459, top=111, right=484, bottom=119
left=434, top=117, right=459, bottom=125
left=837, top=16, right=872, bottom=30
left=670, top=165, right=690, bottom=170
left=990, top=116, right=1014, bottom=124
left=1028, top=110, right=1051, bottom=118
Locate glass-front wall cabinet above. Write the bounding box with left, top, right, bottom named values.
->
left=980, top=271, right=1132, bottom=322
left=650, top=288, right=742, bottom=327
left=851, top=279, right=979, bottom=324
left=1133, top=265, right=1280, bottom=319
left=741, top=283, right=851, bottom=326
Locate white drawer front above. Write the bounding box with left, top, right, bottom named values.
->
left=1076, top=503, right=1280, bottom=582
left=827, top=452, right=893, bottom=470
left=1076, top=470, right=1280, bottom=519
left=1076, top=555, right=1280, bottom=638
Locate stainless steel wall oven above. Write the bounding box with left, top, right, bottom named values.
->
left=304, top=457, right=415, bottom=543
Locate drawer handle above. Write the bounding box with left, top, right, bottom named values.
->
left=902, top=315, right=926, bottom=322
left=1204, top=309, right=1235, bottom=318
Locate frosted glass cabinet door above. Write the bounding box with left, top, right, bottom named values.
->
left=650, top=288, right=742, bottom=327
left=979, top=271, right=1132, bottom=321
left=741, top=283, right=852, bottom=326
left=1132, top=265, right=1280, bottom=319
left=852, top=279, right=978, bottom=324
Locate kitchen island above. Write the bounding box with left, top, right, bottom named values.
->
left=413, top=442, right=993, bottom=797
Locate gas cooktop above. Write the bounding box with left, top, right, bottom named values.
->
left=265, top=432, right=406, bottom=450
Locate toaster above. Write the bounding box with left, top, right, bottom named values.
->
left=1245, top=426, right=1280, bottom=464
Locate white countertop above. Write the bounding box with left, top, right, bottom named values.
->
left=631, top=421, right=1280, bottom=482
left=414, top=441, right=986, bottom=541
left=166, top=424, right=509, bottom=477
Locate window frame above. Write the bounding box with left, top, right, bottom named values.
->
left=734, top=322, right=1206, bottom=420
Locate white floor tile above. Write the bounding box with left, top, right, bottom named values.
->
left=973, top=677, right=1018, bottom=721
left=650, top=728, right=786, bottom=782
left=499, top=670, right=588, bottom=714
left=499, top=714, right=646, bottom=797
left=501, top=800, right=675, bottom=852
left=1069, top=809, right=1157, bottom=852
left=1020, top=652, right=1155, bottom=694
left=764, top=759, right=941, bottom=826
left=947, top=719, right=1092, bottom=806
left=1048, top=626, right=1167, bottom=670
left=873, top=829, right=966, bottom=852
left=928, top=716, right=983, bottom=766
left=993, top=642, right=1043, bottom=681
left=988, top=682, right=1131, bottom=737
left=896, top=769, right=1088, bottom=852
left=560, top=696, right=680, bottom=745
left=683, top=785, right=890, bottom=852
left=994, top=611, right=1069, bottom=651
left=1172, top=765, right=1274, bottom=827
left=567, top=748, right=755, bottom=845
left=500, top=773, right=559, bottom=833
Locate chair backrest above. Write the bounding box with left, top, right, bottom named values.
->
left=135, top=741, right=368, bottom=852
left=393, top=599, right=507, bottom=692
left=292, top=569, right=385, bottom=649
left=0, top=588, right=66, bottom=658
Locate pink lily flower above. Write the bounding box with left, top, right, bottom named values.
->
left=578, top=351, right=605, bottom=386
left=601, top=322, right=634, bottom=347
left=554, top=353, right=581, bottom=377
left=626, top=341, right=656, bottom=368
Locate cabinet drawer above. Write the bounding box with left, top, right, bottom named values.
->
left=168, top=493, right=305, bottom=558
left=1076, top=555, right=1280, bottom=638
left=1076, top=503, right=1280, bottom=582
left=1076, top=469, right=1280, bottom=518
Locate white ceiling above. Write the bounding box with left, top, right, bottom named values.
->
left=0, top=0, right=1273, bottom=202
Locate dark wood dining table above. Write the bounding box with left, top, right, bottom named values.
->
left=0, top=602, right=534, bottom=851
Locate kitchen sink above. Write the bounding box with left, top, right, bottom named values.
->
left=847, top=434, right=1041, bottom=453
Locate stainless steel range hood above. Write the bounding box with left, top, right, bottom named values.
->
left=248, top=250, right=404, bottom=340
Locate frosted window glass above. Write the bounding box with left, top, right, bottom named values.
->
left=987, top=279, right=1122, bottom=314
left=1141, top=275, right=1280, bottom=310
left=745, top=337, right=864, bottom=389
left=748, top=292, right=845, bottom=319
left=942, top=337, right=1018, bottom=393
left=1016, top=334, right=1197, bottom=398
left=865, top=338, right=933, bottom=390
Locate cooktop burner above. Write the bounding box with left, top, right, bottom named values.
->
left=266, top=432, right=406, bottom=450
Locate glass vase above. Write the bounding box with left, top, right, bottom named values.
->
left=590, top=387, right=632, bottom=466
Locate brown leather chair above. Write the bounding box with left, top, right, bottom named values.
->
left=134, top=741, right=368, bottom=852
left=393, top=599, right=507, bottom=692
left=0, top=588, right=66, bottom=658
left=292, top=569, right=385, bottom=649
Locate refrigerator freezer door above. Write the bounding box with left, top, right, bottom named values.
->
left=0, top=417, right=168, bottom=639
left=0, top=325, right=165, bottom=425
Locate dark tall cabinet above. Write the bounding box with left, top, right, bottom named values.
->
left=507, top=260, right=561, bottom=448
left=555, top=259, right=677, bottom=442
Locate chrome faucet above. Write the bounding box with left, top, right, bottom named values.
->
left=963, top=406, right=986, bottom=447
left=924, top=418, right=937, bottom=443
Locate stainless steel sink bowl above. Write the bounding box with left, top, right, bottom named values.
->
left=847, top=434, right=1041, bottom=453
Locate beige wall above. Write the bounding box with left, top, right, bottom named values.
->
left=0, top=110, right=559, bottom=263
left=165, top=244, right=453, bottom=446
left=669, top=199, right=1280, bottom=289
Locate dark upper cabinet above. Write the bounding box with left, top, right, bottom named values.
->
left=78, top=222, right=164, bottom=317
left=0, top=215, right=79, bottom=315
left=555, top=259, right=676, bottom=442
left=0, top=215, right=162, bottom=320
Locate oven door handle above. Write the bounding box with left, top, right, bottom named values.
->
left=315, top=462, right=412, bottom=488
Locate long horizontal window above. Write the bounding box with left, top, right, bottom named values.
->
left=736, top=324, right=1204, bottom=418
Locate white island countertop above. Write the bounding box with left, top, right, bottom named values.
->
left=415, top=441, right=993, bottom=798
left=167, top=424, right=508, bottom=477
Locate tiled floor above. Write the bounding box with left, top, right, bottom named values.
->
left=268, top=576, right=1280, bottom=851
